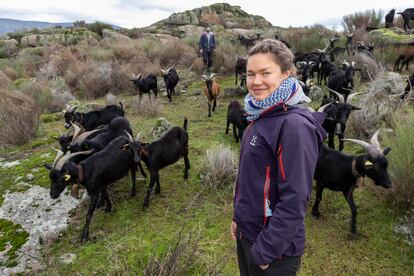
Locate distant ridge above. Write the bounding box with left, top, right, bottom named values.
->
left=0, top=18, right=121, bottom=35
left=0, top=18, right=73, bottom=35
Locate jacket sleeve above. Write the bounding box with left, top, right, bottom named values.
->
left=250, top=117, right=321, bottom=265
left=198, top=34, right=203, bottom=50
left=212, top=35, right=216, bottom=49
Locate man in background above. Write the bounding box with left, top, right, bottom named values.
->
left=199, top=26, right=216, bottom=72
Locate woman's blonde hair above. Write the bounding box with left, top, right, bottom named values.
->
left=248, top=39, right=296, bottom=74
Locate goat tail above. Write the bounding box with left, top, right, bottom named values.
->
left=119, top=102, right=124, bottom=110
left=183, top=118, right=188, bottom=131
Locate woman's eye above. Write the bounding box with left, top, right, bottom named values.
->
left=247, top=74, right=255, bottom=78
left=263, top=72, right=271, bottom=76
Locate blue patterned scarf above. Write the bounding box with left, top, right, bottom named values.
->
left=244, top=77, right=311, bottom=121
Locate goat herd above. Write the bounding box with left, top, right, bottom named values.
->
left=43, top=29, right=412, bottom=243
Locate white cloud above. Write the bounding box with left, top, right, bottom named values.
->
left=0, top=0, right=413, bottom=28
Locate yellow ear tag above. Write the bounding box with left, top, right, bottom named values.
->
left=64, top=174, right=71, bottom=181
left=365, top=160, right=373, bottom=166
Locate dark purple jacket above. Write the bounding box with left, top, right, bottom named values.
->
left=233, top=104, right=326, bottom=266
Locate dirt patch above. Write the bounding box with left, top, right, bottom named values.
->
left=0, top=185, right=80, bottom=275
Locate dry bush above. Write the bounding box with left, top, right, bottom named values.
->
left=110, top=40, right=143, bottom=62
left=354, top=52, right=383, bottom=82
left=0, top=70, right=12, bottom=90
left=78, top=61, right=115, bottom=99
left=151, top=117, right=171, bottom=140
left=212, top=40, right=245, bottom=75
left=105, top=92, right=117, bottom=105
left=37, top=45, right=77, bottom=80
left=19, top=79, right=52, bottom=112
left=147, top=39, right=197, bottom=68
left=143, top=228, right=228, bottom=276
left=347, top=72, right=406, bottom=139
left=342, top=9, right=383, bottom=32
left=48, top=77, right=75, bottom=112
left=200, top=144, right=238, bottom=193
left=382, top=108, right=414, bottom=205
left=130, top=96, right=164, bottom=118
left=394, top=208, right=414, bottom=245
left=0, top=88, right=40, bottom=146
left=14, top=47, right=45, bottom=77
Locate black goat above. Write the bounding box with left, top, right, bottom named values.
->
left=131, top=73, right=158, bottom=102
left=318, top=57, right=335, bottom=85
left=319, top=91, right=364, bottom=151
left=63, top=103, right=124, bottom=131
left=238, top=34, right=258, bottom=49
left=235, top=56, right=247, bottom=86
left=385, top=8, right=396, bottom=28
left=296, top=61, right=316, bottom=83
left=140, top=118, right=190, bottom=209
left=328, top=61, right=356, bottom=100
left=226, top=101, right=248, bottom=143
left=398, top=8, right=414, bottom=32
left=46, top=134, right=142, bottom=242
left=160, top=67, right=179, bottom=102
left=313, top=130, right=392, bottom=234
left=401, top=73, right=414, bottom=100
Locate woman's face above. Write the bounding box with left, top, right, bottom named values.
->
left=246, top=53, right=289, bottom=101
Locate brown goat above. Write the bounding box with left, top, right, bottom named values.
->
left=202, top=73, right=220, bottom=117
left=392, top=42, right=414, bottom=71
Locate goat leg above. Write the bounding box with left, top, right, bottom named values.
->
left=143, top=174, right=157, bottom=209
left=155, top=172, right=161, bottom=195
left=233, top=125, right=238, bottom=142
left=343, top=189, right=357, bottom=235
left=312, top=184, right=324, bottom=219
left=213, top=99, right=217, bottom=112
left=130, top=166, right=137, bottom=198
left=138, top=162, right=147, bottom=178
left=226, top=119, right=230, bottom=134
left=81, top=194, right=99, bottom=242
left=184, top=154, right=190, bottom=179
left=101, top=188, right=112, bottom=213
left=208, top=102, right=211, bottom=117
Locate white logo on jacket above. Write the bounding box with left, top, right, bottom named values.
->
left=250, top=135, right=257, bottom=146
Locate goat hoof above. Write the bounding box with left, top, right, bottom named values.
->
left=184, top=174, right=189, bottom=179
left=312, top=211, right=320, bottom=219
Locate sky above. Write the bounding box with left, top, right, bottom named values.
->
left=0, top=0, right=413, bottom=30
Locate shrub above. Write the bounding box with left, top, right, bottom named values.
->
left=200, top=144, right=238, bottom=193
left=0, top=70, right=12, bottom=90
left=131, top=96, right=164, bottom=118
left=151, top=117, right=171, bottom=140
left=0, top=87, right=40, bottom=146
left=48, top=77, right=75, bottom=112
left=212, top=39, right=245, bottom=75
left=143, top=228, right=228, bottom=276
left=347, top=72, right=405, bottom=139
left=382, top=108, right=414, bottom=205
left=86, top=21, right=113, bottom=37
left=342, top=9, right=383, bottom=32
left=19, top=79, right=52, bottom=112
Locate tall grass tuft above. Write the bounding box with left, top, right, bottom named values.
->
left=200, top=144, right=238, bottom=194
left=144, top=228, right=228, bottom=275
left=0, top=87, right=40, bottom=146
left=382, top=108, right=414, bottom=205
left=342, top=9, right=383, bottom=32
left=131, top=96, right=164, bottom=118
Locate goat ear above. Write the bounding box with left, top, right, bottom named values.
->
left=383, top=147, right=391, bottom=155
left=121, top=143, right=129, bottom=150
left=351, top=105, right=361, bottom=110
left=44, top=163, right=52, bottom=170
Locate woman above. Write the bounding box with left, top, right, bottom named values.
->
left=231, top=39, right=326, bottom=275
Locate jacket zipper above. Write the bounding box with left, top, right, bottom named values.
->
left=278, top=145, right=286, bottom=182
left=263, top=165, right=271, bottom=225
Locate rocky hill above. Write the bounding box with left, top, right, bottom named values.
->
left=142, top=3, right=273, bottom=37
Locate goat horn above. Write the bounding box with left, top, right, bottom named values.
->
left=328, top=89, right=345, bottom=104
left=124, top=130, right=133, bottom=142
left=341, top=139, right=382, bottom=158
left=210, top=73, right=217, bottom=79
left=51, top=147, right=64, bottom=169
left=318, top=102, right=332, bottom=113
left=71, top=127, right=104, bottom=146
left=201, top=74, right=208, bottom=80
left=160, top=69, right=165, bottom=74
left=346, top=92, right=366, bottom=103
left=370, top=129, right=393, bottom=151
left=136, top=73, right=142, bottom=79
left=55, top=150, right=94, bottom=170
left=135, top=131, right=142, bottom=141
left=71, top=122, right=82, bottom=142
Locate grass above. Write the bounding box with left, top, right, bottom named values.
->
left=0, top=75, right=412, bottom=275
